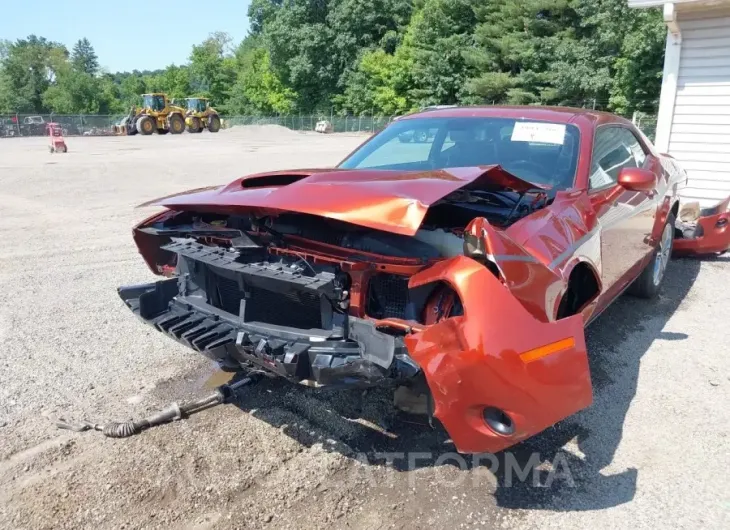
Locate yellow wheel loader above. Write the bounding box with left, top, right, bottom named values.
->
left=184, top=97, right=221, bottom=133
left=113, top=94, right=187, bottom=136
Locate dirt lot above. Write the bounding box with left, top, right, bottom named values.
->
left=0, top=129, right=728, bottom=530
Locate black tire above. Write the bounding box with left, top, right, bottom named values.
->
left=187, top=116, right=201, bottom=133
left=157, top=128, right=169, bottom=135
left=168, top=113, right=185, bottom=134
left=628, top=213, right=675, bottom=299
left=136, top=115, right=155, bottom=135
left=207, top=114, right=221, bottom=133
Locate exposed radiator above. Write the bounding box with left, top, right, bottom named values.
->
left=212, top=274, right=323, bottom=329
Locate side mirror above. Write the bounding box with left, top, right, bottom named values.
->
left=617, top=167, right=656, bottom=192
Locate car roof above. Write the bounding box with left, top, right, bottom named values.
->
left=397, top=105, right=630, bottom=126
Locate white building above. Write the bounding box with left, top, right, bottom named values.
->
left=630, top=0, right=730, bottom=206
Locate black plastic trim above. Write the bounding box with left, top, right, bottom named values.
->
left=118, top=280, right=407, bottom=388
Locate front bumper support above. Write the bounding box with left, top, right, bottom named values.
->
left=118, top=279, right=403, bottom=387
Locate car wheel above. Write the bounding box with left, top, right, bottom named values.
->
left=414, top=129, right=428, bottom=143
left=628, top=213, right=675, bottom=299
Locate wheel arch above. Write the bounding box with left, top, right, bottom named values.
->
left=670, top=199, right=680, bottom=220
left=556, top=260, right=602, bottom=319
left=168, top=112, right=185, bottom=123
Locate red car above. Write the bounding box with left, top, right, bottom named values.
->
left=119, top=106, right=730, bottom=454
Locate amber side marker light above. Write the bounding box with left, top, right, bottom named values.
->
left=520, top=337, right=576, bottom=363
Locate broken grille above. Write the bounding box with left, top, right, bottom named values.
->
left=366, top=273, right=410, bottom=320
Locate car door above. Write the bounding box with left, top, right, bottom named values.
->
left=588, top=126, right=659, bottom=307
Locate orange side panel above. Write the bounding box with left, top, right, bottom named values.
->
left=405, top=256, right=592, bottom=454
left=673, top=196, right=730, bottom=256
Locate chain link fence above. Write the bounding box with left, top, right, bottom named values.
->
left=0, top=113, right=396, bottom=138
left=222, top=114, right=394, bottom=134
left=632, top=113, right=658, bottom=143
left=0, top=111, right=659, bottom=141
left=0, top=114, right=125, bottom=137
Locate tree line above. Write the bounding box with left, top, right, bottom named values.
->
left=0, top=0, right=665, bottom=117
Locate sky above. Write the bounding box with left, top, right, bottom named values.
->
left=1, top=0, right=252, bottom=72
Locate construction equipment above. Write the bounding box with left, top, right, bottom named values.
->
left=184, top=97, right=221, bottom=133
left=112, top=93, right=187, bottom=136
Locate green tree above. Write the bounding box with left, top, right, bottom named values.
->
left=402, top=0, right=478, bottom=107
left=339, top=49, right=409, bottom=115
left=146, top=65, right=191, bottom=99
left=609, top=11, right=664, bottom=114
left=227, top=46, right=297, bottom=115
left=43, top=64, right=120, bottom=114
left=71, top=38, right=99, bottom=75
left=0, top=2, right=668, bottom=119
left=466, top=1, right=578, bottom=105
left=327, top=0, right=413, bottom=90
left=118, top=73, right=148, bottom=107
left=0, top=35, right=67, bottom=113
left=248, top=0, right=284, bottom=35
left=261, top=0, right=335, bottom=111
left=189, top=32, right=237, bottom=106
left=567, top=0, right=665, bottom=113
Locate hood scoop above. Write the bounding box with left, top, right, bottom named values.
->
left=242, top=174, right=308, bottom=188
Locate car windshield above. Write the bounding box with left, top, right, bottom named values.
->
left=338, top=117, right=581, bottom=189
left=143, top=95, right=165, bottom=111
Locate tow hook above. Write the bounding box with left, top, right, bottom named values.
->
left=55, top=373, right=261, bottom=438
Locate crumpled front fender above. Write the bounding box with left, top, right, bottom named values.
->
left=405, top=256, right=592, bottom=454
left=673, top=196, right=730, bottom=256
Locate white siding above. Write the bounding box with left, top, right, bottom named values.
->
left=669, top=15, right=730, bottom=206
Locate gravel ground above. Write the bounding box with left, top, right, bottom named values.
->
left=0, top=129, right=728, bottom=530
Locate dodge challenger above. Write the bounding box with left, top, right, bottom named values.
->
left=119, top=106, right=730, bottom=454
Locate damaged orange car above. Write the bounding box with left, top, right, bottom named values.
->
left=119, top=107, right=730, bottom=454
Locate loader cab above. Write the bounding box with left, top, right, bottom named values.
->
left=186, top=98, right=209, bottom=113
left=142, top=94, right=167, bottom=112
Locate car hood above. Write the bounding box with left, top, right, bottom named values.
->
left=140, top=165, right=545, bottom=236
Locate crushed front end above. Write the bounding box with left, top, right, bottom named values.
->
left=120, top=168, right=593, bottom=454
left=120, top=212, right=435, bottom=388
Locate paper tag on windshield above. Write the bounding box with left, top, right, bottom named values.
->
left=511, top=122, right=566, bottom=145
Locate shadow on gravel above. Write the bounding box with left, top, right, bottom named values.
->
left=231, top=258, right=703, bottom=512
